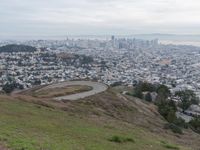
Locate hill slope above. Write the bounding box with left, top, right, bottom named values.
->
left=0, top=88, right=199, bottom=150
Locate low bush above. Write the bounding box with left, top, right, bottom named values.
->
left=108, top=135, right=135, bottom=143
left=164, top=123, right=183, bottom=134
left=160, top=141, right=180, bottom=150
left=189, top=117, right=200, bottom=134
left=173, top=118, right=188, bottom=129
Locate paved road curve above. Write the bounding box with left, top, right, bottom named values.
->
left=40, top=81, right=108, bottom=100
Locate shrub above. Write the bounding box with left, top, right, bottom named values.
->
left=160, top=140, right=180, bottom=149
left=164, top=145, right=180, bottom=150
left=134, top=88, right=143, bottom=99
left=175, top=90, right=199, bottom=112
left=108, top=136, right=135, bottom=143
left=166, top=109, right=176, bottom=123
left=189, top=117, right=200, bottom=134
left=173, top=118, right=188, bottom=129
left=126, top=92, right=134, bottom=96
left=157, top=100, right=177, bottom=122
left=125, top=138, right=135, bottom=143
left=109, top=136, right=122, bottom=143
left=2, top=83, right=15, bottom=93
left=145, top=92, right=152, bottom=102
left=164, top=123, right=183, bottom=134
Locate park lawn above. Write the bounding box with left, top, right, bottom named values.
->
left=0, top=96, right=188, bottom=150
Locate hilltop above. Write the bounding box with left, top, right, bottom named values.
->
left=0, top=85, right=199, bottom=150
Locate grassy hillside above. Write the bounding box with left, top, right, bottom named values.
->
left=0, top=88, right=199, bottom=150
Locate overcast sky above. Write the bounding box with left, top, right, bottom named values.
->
left=1, top=0, right=200, bottom=37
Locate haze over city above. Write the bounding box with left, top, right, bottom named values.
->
left=1, top=0, right=200, bottom=38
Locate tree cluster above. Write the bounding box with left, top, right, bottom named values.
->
left=189, top=117, right=200, bottom=133
left=175, top=90, right=199, bottom=112
left=2, top=82, right=24, bottom=93
left=132, top=81, right=200, bottom=134
left=0, top=44, right=37, bottom=53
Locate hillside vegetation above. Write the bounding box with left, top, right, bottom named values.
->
left=0, top=87, right=199, bottom=150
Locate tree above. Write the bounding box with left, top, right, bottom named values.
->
left=80, top=55, right=93, bottom=64
left=33, top=79, right=41, bottom=85
left=134, top=83, right=143, bottom=99
left=167, top=109, right=176, bottom=123
left=18, top=84, right=24, bottom=90
left=156, top=85, right=170, bottom=99
left=133, top=81, right=157, bottom=99
left=2, top=83, right=15, bottom=93
left=189, top=117, right=200, bottom=133
left=145, top=92, right=152, bottom=102
left=140, top=82, right=156, bottom=92
left=0, top=44, right=36, bottom=53
left=175, top=90, right=199, bottom=112
left=171, top=80, right=177, bottom=88
left=157, top=100, right=177, bottom=122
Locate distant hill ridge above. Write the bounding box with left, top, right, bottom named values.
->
left=0, top=44, right=37, bottom=53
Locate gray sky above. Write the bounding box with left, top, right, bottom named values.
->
left=1, top=0, right=200, bottom=37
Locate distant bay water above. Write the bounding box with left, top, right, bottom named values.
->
left=1, top=34, right=200, bottom=47
left=130, top=34, right=200, bottom=47
left=160, top=40, right=200, bottom=47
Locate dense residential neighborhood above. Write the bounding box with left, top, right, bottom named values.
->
left=0, top=37, right=200, bottom=120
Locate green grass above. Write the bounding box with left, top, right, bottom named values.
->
left=160, top=141, right=180, bottom=150
left=108, top=135, right=135, bottom=143
left=0, top=97, right=189, bottom=150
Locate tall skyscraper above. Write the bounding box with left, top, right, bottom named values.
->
left=111, top=35, right=115, bottom=47
left=111, top=35, right=115, bottom=41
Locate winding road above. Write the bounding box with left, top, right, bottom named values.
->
left=40, top=81, right=108, bottom=100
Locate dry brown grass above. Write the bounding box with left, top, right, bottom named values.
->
left=19, top=85, right=92, bottom=98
